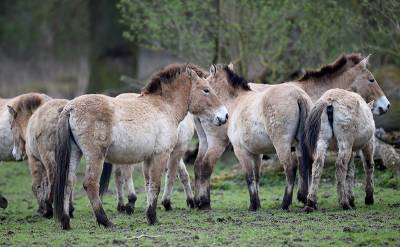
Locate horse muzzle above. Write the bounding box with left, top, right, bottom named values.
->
left=213, top=106, right=229, bottom=126
left=373, top=96, right=390, bottom=116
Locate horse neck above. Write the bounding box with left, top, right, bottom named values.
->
left=296, top=71, right=357, bottom=101
left=159, top=81, right=191, bottom=124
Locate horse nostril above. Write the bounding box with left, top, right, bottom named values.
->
left=387, top=103, right=391, bottom=109
left=225, top=113, right=229, bottom=120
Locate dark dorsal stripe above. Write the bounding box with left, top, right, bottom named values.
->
left=220, top=65, right=251, bottom=91
left=299, top=53, right=363, bottom=81
left=142, top=63, right=207, bottom=95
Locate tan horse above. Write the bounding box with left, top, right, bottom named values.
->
left=54, top=64, right=228, bottom=230
left=194, top=53, right=390, bottom=210
left=102, top=92, right=196, bottom=213
left=195, top=64, right=312, bottom=211
left=304, top=89, right=376, bottom=211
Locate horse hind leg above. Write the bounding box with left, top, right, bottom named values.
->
left=275, top=144, right=297, bottom=210
left=123, top=165, right=137, bottom=214
left=346, top=153, right=356, bottom=208
left=178, top=159, right=195, bottom=208
left=335, top=144, right=353, bottom=210
left=83, top=154, right=113, bottom=228
left=362, top=140, right=375, bottom=205
left=234, top=146, right=261, bottom=211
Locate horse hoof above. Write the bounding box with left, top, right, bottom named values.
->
left=0, top=196, right=7, bottom=209
left=162, top=200, right=172, bottom=211
left=125, top=203, right=135, bottom=215
left=186, top=198, right=195, bottom=209
left=61, top=214, right=71, bottom=230
left=349, top=197, right=356, bottom=208
left=117, top=203, right=126, bottom=213
left=297, top=192, right=307, bottom=204
left=365, top=195, right=374, bottom=205
left=69, top=205, right=75, bottom=218
left=306, top=199, right=317, bottom=210
left=146, top=205, right=158, bottom=225
left=43, top=209, right=53, bottom=219
left=303, top=206, right=314, bottom=213
left=341, top=203, right=352, bottom=210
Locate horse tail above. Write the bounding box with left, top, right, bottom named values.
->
left=297, top=96, right=312, bottom=190
left=54, top=109, right=73, bottom=229
left=99, top=162, right=113, bottom=197
left=305, top=101, right=330, bottom=157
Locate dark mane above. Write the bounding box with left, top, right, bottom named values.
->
left=218, top=64, right=251, bottom=91
left=14, top=93, right=49, bottom=114
left=299, top=53, right=363, bottom=81
left=142, top=63, right=208, bottom=95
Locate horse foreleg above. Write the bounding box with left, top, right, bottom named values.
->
left=123, top=165, right=136, bottom=214
left=345, top=153, right=356, bottom=208
left=83, top=155, right=113, bottom=228
left=144, top=154, right=169, bottom=225
left=234, top=146, right=262, bottom=211
left=336, top=144, right=352, bottom=210
left=305, top=140, right=328, bottom=212
left=178, top=159, right=195, bottom=208
left=362, top=139, right=375, bottom=205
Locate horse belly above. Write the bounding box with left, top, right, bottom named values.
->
left=107, top=123, right=157, bottom=164
left=241, top=124, right=275, bottom=154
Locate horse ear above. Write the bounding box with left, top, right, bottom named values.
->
left=360, top=54, right=371, bottom=68
left=209, top=64, right=216, bottom=75
left=186, top=67, right=199, bottom=80
left=228, top=62, right=234, bottom=71
left=7, top=105, right=17, bottom=119
left=367, top=100, right=374, bottom=109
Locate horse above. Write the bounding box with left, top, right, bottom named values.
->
left=100, top=93, right=196, bottom=213
left=54, top=64, right=228, bottom=230
left=0, top=93, right=50, bottom=208
left=301, top=55, right=389, bottom=211
left=303, top=89, right=376, bottom=211
left=193, top=53, right=390, bottom=211
left=194, top=63, right=312, bottom=211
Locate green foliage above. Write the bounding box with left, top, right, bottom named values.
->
left=119, top=0, right=400, bottom=82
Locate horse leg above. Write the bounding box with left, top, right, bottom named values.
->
left=83, top=154, right=113, bottom=227
left=233, top=146, right=261, bottom=211
left=346, top=153, right=356, bottom=208
left=275, top=144, right=296, bottom=210
left=27, top=153, right=49, bottom=217
left=178, top=159, right=195, bottom=208
left=335, top=144, right=352, bottom=210
left=161, top=148, right=184, bottom=211
left=42, top=152, right=56, bottom=218
left=143, top=153, right=169, bottom=225
left=114, top=165, right=126, bottom=213
left=362, top=140, right=375, bottom=205
left=194, top=143, right=226, bottom=210
left=304, top=140, right=328, bottom=212
left=123, top=165, right=137, bottom=215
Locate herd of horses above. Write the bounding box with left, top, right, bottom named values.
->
left=0, top=53, right=390, bottom=230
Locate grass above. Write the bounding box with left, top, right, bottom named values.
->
left=0, top=156, right=399, bottom=247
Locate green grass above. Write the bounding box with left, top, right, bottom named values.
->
left=0, top=157, right=399, bottom=247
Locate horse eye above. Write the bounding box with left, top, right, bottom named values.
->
left=369, top=79, right=374, bottom=83
left=203, top=88, right=210, bottom=93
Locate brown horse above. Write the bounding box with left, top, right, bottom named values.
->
left=54, top=64, right=228, bottom=230
left=195, top=64, right=312, bottom=211
left=304, top=89, right=376, bottom=211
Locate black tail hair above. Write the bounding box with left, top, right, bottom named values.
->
left=305, top=101, right=329, bottom=156
left=297, top=97, right=313, bottom=188
left=99, top=163, right=113, bottom=197
left=53, top=110, right=72, bottom=229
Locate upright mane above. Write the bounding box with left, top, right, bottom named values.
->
left=299, top=53, right=363, bottom=82
left=12, top=93, right=50, bottom=114
left=217, top=64, right=251, bottom=91
left=142, top=63, right=208, bottom=95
